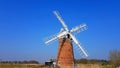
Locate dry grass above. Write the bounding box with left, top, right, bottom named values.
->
left=0, top=64, right=44, bottom=68
left=76, top=64, right=111, bottom=68
left=0, top=63, right=111, bottom=68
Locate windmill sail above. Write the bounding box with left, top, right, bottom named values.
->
left=44, top=11, right=88, bottom=68
left=53, top=11, right=69, bottom=31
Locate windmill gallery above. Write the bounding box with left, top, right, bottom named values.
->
left=45, top=11, right=88, bottom=68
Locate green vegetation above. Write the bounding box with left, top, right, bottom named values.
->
left=75, top=59, right=109, bottom=64
left=74, top=50, right=120, bottom=68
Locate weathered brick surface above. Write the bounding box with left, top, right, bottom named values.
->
left=56, top=38, right=74, bottom=68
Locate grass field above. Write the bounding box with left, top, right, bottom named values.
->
left=0, top=64, right=49, bottom=68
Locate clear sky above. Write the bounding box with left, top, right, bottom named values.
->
left=0, top=0, right=120, bottom=63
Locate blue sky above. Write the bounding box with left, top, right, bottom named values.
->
left=0, top=0, right=120, bottom=62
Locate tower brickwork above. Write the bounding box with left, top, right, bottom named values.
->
left=56, top=38, right=74, bottom=68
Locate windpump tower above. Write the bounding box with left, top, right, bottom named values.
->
left=45, top=11, right=88, bottom=68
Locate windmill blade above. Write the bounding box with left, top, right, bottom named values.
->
left=45, top=31, right=68, bottom=44
left=69, top=33, right=88, bottom=57
left=45, top=35, right=58, bottom=45
left=53, top=11, right=69, bottom=31
left=70, top=24, right=87, bottom=34
left=73, top=42, right=88, bottom=58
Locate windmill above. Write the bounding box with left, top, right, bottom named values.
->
left=45, top=11, right=88, bottom=68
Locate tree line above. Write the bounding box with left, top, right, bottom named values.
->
left=0, top=60, right=39, bottom=64
left=75, top=59, right=109, bottom=65
left=75, top=50, right=120, bottom=68
left=109, top=50, right=120, bottom=68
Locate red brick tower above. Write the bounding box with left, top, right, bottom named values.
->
left=56, top=38, right=74, bottom=68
